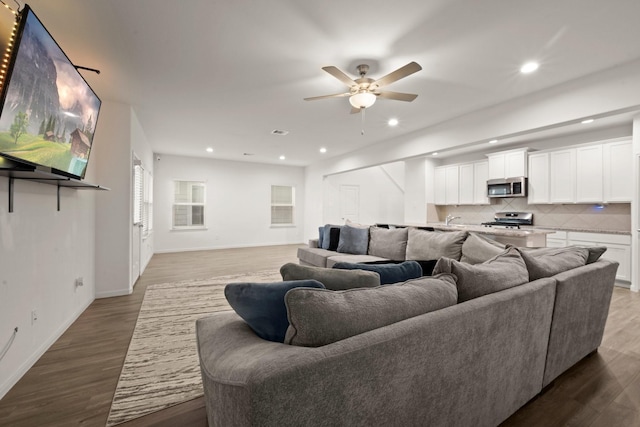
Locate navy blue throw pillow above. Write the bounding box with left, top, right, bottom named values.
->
left=332, top=261, right=423, bottom=285
left=328, top=227, right=341, bottom=251
left=224, top=280, right=325, bottom=342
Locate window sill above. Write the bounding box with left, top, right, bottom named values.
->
left=171, top=227, right=208, bottom=231
left=270, top=224, right=296, bottom=229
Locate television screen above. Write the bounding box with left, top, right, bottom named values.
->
left=0, top=5, right=101, bottom=179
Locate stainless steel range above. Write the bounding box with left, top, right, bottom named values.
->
left=481, top=212, right=533, bottom=229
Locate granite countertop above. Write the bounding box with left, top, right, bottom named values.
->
left=396, top=223, right=632, bottom=236
left=422, top=223, right=554, bottom=237
left=521, top=226, right=632, bottom=236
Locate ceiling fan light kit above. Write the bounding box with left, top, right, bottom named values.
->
left=349, top=91, right=376, bottom=109
left=304, top=61, right=422, bottom=112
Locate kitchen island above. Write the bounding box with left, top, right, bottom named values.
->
left=418, top=223, right=553, bottom=247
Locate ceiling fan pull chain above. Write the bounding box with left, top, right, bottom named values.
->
left=361, top=107, right=365, bottom=136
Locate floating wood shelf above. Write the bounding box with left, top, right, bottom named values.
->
left=0, top=156, right=109, bottom=212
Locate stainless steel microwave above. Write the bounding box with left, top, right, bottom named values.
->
left=487, top=177, right=527, bottom=198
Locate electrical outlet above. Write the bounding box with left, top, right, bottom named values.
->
left=75, top=277, right=84, bottom=287
left=31, top=310, right=38, bottom=325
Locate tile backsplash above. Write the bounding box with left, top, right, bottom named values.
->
left=435, top=198, right=631, bottom=232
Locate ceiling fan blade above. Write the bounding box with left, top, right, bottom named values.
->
left=373, top=62, right=422, bottom=88
left=322, top=66, right=357, bottom=87
left=304, top=92, right=351, bottom=101
left=377, top=91, right=418, bottom=102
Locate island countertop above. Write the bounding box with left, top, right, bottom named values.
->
left=419, top=223, right=555, bottom=238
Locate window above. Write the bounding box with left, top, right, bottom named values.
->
left=271, top=185, right=295, bottom=225
left=133, top=161, right=153, bottom=237
left=143, top=169, right=153, bottom=236
left=173, top=181, right=206, bottom=229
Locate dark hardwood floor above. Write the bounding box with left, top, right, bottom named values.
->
left=1, top=244, right=640, bottom=426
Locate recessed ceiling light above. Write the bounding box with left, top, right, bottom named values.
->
left=581, top=119, right=594, bottom=124
left=279, top=155, right=286, bottom=160
left=432, top=152, right=439, bottom=156
left=206, top=147, right=213, bottom=153
left=489, top=139, right=498, bottom=144
left=388, top=118, right=399, bottom=127
left=319, top=147, right=327, bottom=153
left=520, top=61, right=539, bottom=74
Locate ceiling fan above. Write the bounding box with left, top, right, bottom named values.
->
left=304, top=61, right=422, bottom=113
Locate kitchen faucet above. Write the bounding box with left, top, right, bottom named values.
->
left=445, top=214, right=461, bottom=226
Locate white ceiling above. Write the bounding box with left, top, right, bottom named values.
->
left=21, top=0, right=640, bottom=166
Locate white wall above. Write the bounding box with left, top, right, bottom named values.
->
left=0, top=139, right=101, bottom=399
left=322, top=165, right=405, bottom=227
left=153, top=154, right=305, bottom=252
left=404, top=157, right=427, bottom=224
left=92, top=101, right=133, bottom=298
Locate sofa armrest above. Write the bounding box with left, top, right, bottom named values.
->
left=542, top=259, right=618, bottom=386
left=308, top=238, right=319, bottom=248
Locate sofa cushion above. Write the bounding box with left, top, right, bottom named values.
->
left=332, top=260, right=423, bottom=285
left=460, top=232, right=507, bottom=264
left=224, top=279, right=325, bottom=342
left=406, top=228, right=468, bottom=261
left=280, top=262, right=380, bottom=290
left=516, top=247, right=589, bottom=281
left=284, top=274, right=458, bottom=347
left=520, top=245, right=606, bottom=265
left=432, top=247, right=529, bottom=302
left=297, top=247, right=338, bottom=268
left=326, top=254, right=390, bottom=268
left=337, top=223, right=369, bottom=255
left=368, top=227, right=409, bottom=261
left=317, top=226, right=324, bottom=248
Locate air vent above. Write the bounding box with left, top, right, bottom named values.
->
left=243, top=153, right=254, bottom=156
left=271, top=129, right=289, bottom=136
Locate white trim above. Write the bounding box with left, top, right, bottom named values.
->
left=153, top=241, right=305, bottom=254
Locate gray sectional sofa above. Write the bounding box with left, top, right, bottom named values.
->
left=298, top=224, right=484, bottom=268
left=196, top=244, right=618, bottom=426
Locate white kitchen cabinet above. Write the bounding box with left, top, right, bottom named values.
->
left=603, top=140, right=632, bottom=202
left=434, top=167, right=446, bottom=205
left=473, top=161, right=489, bottom=205
left=540, top=230, right=567, bottom=248
left=549, top=149, right=576, bottom=203
left=445, top=165, right=459, bottom=205
left=568, top=232, right=631, bottom=283
left=434, top=165, right=460, bottom=205
left=487, top=148, right=528, bottom=179
left=527, top=152, right=550, bottom=204
left=458, top=163, right=474, bottom=205
left=576, top=145, right=603, bottom=203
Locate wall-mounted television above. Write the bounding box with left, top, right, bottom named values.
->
left=0, top=4, right=101, bottom=180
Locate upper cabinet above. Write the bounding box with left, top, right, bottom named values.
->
left=487, top=148, right=528, bottom=179
left=434, top=161, right=489, bottom=206
left=603, top=140, right=633, bottom=202
left=527, top=152, right=550, bottom=204
left=527, top=138, right=631, bottom=204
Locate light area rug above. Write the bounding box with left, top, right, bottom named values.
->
left=106, top=270, right=282, bottom=426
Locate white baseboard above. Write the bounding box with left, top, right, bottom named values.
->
left=95, top=287, right=132, bottom=299
left=153, top=241, right=305, bottom=254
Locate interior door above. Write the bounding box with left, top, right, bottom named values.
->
left=340, top=185, right=359, bottom=222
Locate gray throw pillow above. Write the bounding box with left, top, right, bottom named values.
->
left=460, top=232, right=507, bottom=264
left=280, top=262, right=380, bottom=290
left=337, top=223, right=369, bottom=255
left=321, top=224, right=341, bottom=250
left=368, top=227, right=408, bottom=261
left=406, top=228, right=468, bottom=261
left=432, top=247, right=529, bottom=303
left=520, top=245, right=606, bottom=265
left=284, top=274, right=458, bottom=347
left=516, top=247, right=589, bottom=281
